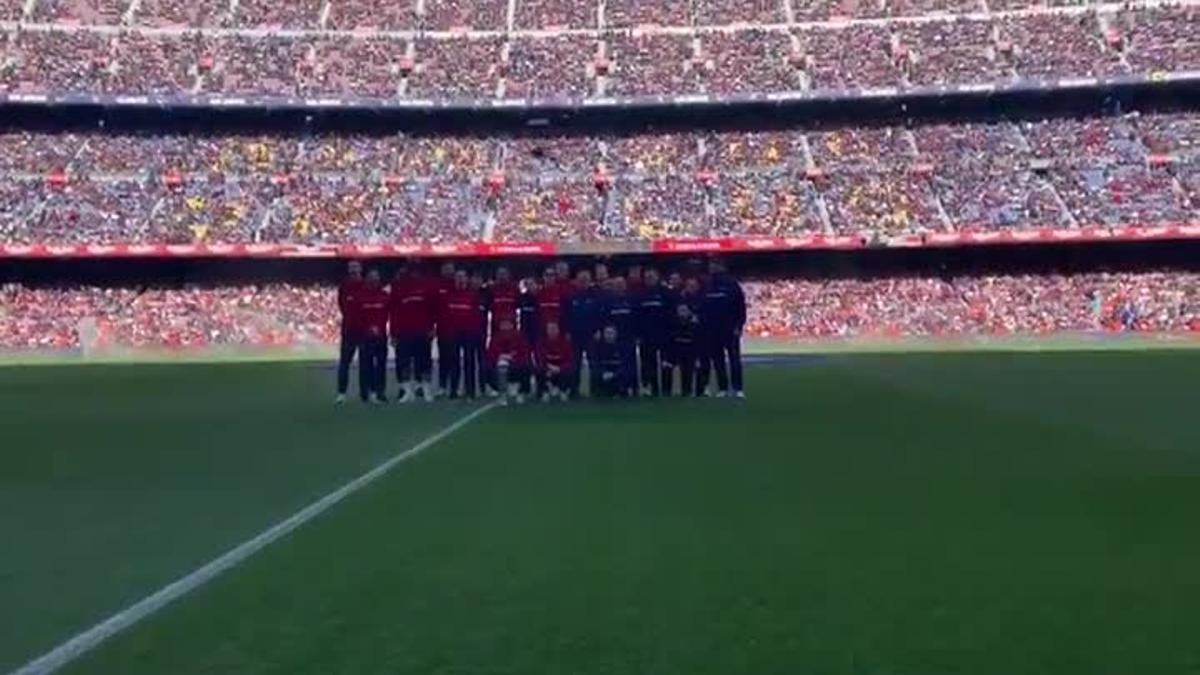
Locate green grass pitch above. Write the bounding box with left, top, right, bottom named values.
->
left=2, top=353, right=1199, bottom=674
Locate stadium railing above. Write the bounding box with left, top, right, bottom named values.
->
left=2, top=226, right=1200, bottom=258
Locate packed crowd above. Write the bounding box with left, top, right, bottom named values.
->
left=2, top=111, right=1196, bottom=244
left=744, top=271, right=1200, bottom=337
left=0, top=5, right=1195, bottom=100
left=4, top=269, right=1197, bottom=353
left=13, top=0, right=1130, bottom=29
left=0, top=283, right=337, bottom=349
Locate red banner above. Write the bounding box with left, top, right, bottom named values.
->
left=0, top=241, right=560, bottom=259
left=651, top=234, right=865, bottom=253
left=1, top=227, right=1198, bottom=259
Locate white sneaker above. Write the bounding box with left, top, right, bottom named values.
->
left=420, top=385, right=434, bottom=403
left=734, top=390, right=746, bottom=399
left=715, top=390, right=729, bottom=399
left=373, top=394, right=386, bottom=405
left=558, top=390, right=570, bottom=402
left=397, top=388, right=413, bottom=404
left=486, top=387, right=500, bottom=399
left=499, top=396, right=510, bottom=406
left=514, top=393, right=525, bottom=405
left=541, top=392, right=551, bottom=403
left=334, top=393, right=346, bottom=405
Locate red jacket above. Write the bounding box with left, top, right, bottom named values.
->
left=535, top=333, right=575, bottom=373
left=557, top=280, right=576, bottom=305
left=487, top=281, right=520, bottom=333
left=338, top=277, right=365, bottom=336
left=440, top=286, right=481, bottom=338
left=485, top=328, right=531, bottom=369
left=389, top=276, right=434, bottom=338
left=359, top=286, right=390, bottom=338
left=534, top=284, right=566, bottom=333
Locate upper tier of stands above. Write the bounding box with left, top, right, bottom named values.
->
left=0, top=0, right=1197, bottom=100
left=1, top=112, right=1197, bottom=245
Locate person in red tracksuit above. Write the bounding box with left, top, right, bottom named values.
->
left=440, top=269, right=482, bottom=399
left=358, top=268, right=391, bottom=404
left=484, top=318, right=532, bottom=404
left=389, top=263, right=434, bottom=403
left=534, top=266, right=566, bottom=340
left=534, top=320, right=575, bottom=402
left=431, top=261, right=456, bottom=396
left=335, top=260, right=365, bottom=403
left=554, top=260, right=572, bottom=290
left=486, top=265, right=520, bottom=337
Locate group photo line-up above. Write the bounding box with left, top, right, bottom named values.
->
left=336, top=257, right=747, bottom=405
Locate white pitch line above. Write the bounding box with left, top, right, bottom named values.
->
left=9, top=402, right=497, bottom=675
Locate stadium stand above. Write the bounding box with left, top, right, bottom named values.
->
left=4, top=272, right=1197, bottom=350
left=1, top=0, right=1198, bottom=357
left=0, top=112, right=1195, bottom=246
left=743, top=272, right=1200, bottom=337
left=0, top=2, right=1196, bottom=100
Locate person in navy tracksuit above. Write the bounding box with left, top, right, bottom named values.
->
left=591, top=324, right=634, bottom=398
left=565, top=269, right=603, bottom=397
left=517, top=277, right=540, bottom=345
left=701, top=258, right=747, bottom=398
left=679, top=276, right=710, bottom=394
left=634, top=267, right=674, bottom=396
left=600, top=276, right=636, bottom=383
left=600, top=276, right=638, bottom=396
left=664, top=302, right=701, bottom=396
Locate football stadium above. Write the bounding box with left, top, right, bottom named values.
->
left=2, top=0, right=1200, bottom=673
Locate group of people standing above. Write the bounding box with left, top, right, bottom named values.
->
left=335, top=257, right=746, bottom=404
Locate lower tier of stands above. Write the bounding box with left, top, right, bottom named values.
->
left=3, top=271, right=1196, bottom=350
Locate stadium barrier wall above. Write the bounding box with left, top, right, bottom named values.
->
left=2, top=70, right=1197, bottom=116
left=4, top=226, right=1200, bottom=259
left=3, top=70, right=1199, bottom=134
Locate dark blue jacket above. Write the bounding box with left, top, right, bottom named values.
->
left=592, top=338, right=634, bottom=377
left=700, top=274, right=746, bottom=334
left=600, top=291, right=636, bottom=343
left=635, top=283, right=675, bottom=343
left=566, top=286, right=603, bottom=343
left=680, top=290, right=705, bottom=329
left=517, top=290, right=538, bottom=342
left=668, top=312, right=700, bottom=360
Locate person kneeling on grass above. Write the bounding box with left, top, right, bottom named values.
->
left=485, top=319, right=532, bottom=405
left=591, top=324, right=635, bottom=399
left=535, top=321, right=574, bottom=402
